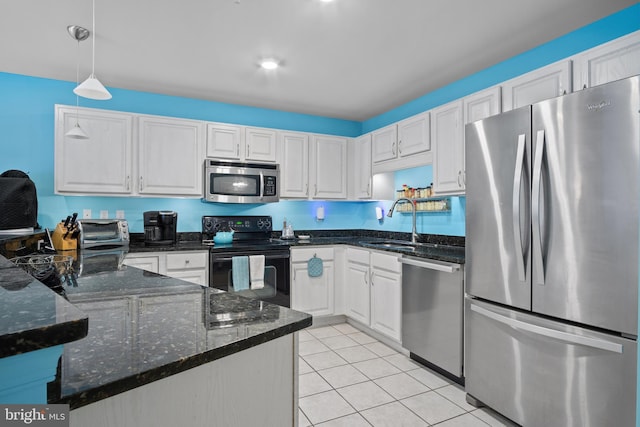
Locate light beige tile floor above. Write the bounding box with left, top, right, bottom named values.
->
left=298, top=323, right=517, bottom=427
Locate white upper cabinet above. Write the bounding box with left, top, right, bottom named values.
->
left=279, top=131, right=310, bottom=198
left=432, top=100, right=465, bottom=195
left=245, top=127, right=277, bottom=162
left=397, top=112, right=430, bottom=157
left=138, top=116, right=204, bottom=196
left=502, top=60, right=572, bottom=111
left=371, top=112, right=431, bottom=174
left=310, top=135, right=348, bottom=199
left=205, top=123, right=243, bottom=160
left=372, top=125, right=398, bottom=163
left=464, top=86, right=501, bottom=124
left=353, top=134, right=372, bottom=199
left=55, top=105, right=133, bottom=195
left=573, top=31, right=640, bottom=90
left=206, top=123, right=277, bottom=163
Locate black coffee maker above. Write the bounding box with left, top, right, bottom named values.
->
left=143, top=211, right=177, bottom=246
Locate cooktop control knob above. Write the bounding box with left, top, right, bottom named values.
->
left=203, top=217, right=214, bottom=233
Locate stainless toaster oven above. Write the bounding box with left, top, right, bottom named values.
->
left=77, top=219, right=129, bottom=249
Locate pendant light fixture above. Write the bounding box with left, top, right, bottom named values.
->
left=74, top=0, right=112, bottom=100
left=66, top=25, right=90, bottom=139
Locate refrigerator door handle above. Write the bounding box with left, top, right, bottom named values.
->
left=470, top=303, right=624, bottom=354
left=512, top=134, right=527, bottom=282
left=532, top=129, right=545, bottom=286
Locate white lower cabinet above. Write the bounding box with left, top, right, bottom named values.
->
left=345, top=248, right=402, bottom=342
left=123, top=254, right=161, bottom=274
left=124, top=251, right=209, bottom=286
left=291, top=247, right=335, bottom=316
left=345, top=248, right=371, bottom=324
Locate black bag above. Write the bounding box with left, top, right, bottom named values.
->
left=0, top=170, right=39, bottom=230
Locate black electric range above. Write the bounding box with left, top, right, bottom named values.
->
left=202, top=216, right=291, bottom=307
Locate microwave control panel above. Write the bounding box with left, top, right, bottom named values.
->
left=264, top=176, right=277, bottom=196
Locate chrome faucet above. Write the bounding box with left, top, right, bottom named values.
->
left=387, top=197, right=419, bottom=244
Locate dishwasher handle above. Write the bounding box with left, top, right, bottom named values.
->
left=400, top=257, right=460, bottom=273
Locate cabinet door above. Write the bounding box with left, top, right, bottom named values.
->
left=370, top=266, right=402, bottom=342
left=574, top=31, right=640, bottom=90
left=311, top=135, right=347, bottom=199
left=245, top=127, right=277, bottom=162
left=432, top=100, right=465, bottom=195
left=397, top=112, right=430, bottom=157
left=206, top=123, right=243, bottom=160
left=123, top=254, right=161, bottom=274
left=502, top=60, right=571, bottom=111
left=138, top=116, right=204, bottom=196
left=291, top=261, right=334, bottom=317
left=165, top=251, right=209, bottom=286
left=371, top=125, right=397, bottom=163
left=55, top=106, right=133, bottom=195
left=464, top=86, right=502, bottom=124
left=353, top=134, right=372, bottom=199
left=62, top=298, right=133, bottom=390
left=137, top=292, right=205, bottom=363
left=279, top=132, right=309, bottom=198
left=345, top=249, right=370, bottom=325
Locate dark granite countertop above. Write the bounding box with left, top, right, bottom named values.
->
left=52, top=264, right=311, bottom=409
left=0, top=258, right=88, bottom=358
left=127, top=230, right=465, bottom=264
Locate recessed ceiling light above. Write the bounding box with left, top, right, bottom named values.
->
left=260, top=59, right=279, bottom=70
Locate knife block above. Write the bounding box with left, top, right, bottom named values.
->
left=51, top=222, right=77, bottom=251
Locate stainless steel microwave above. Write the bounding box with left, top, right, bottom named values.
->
left=203, top=160, right=279, bottom=203
left=77, top=219, right=130, bottom=249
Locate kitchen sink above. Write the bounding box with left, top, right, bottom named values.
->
left=358, top=240, right=417, bottom=252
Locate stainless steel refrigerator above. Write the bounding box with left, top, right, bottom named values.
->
left=465, top=75, right=639, bottom=427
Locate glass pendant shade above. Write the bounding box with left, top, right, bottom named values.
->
left=74, top=74, right=112, bottom=100
left=66, top=122, right=89, bottom=139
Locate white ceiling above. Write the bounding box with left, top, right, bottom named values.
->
left=0, top=0, right=636, bottom=121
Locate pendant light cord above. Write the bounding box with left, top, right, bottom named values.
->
left=91, top=0, right=96, bottom=76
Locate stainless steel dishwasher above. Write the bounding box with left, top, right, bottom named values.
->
left=401, top=256, right=464, bottom=382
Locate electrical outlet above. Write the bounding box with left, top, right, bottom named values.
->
left=116, top=210, right=125, bottom=219
left=100, top=210, right=109, bottom=219
left=82, top=209, right=92, bottom=219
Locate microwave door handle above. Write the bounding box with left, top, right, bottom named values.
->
left=259, top=172, right=264, bottom=201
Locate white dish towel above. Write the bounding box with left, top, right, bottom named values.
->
left=249, top=255, right=265, bottom=289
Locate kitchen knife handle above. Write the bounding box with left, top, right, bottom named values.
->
left=532, top=129, right=545, bottom=286
left=512, top=134, right=527, bottom=282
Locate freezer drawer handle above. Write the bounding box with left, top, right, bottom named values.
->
left=512, top=133, right=527, bottom=282
left=400, top=257, right=460, bottom=273
left=470, top=304, right=623, bottom=354
left=532, top=129, right=545, bottom=286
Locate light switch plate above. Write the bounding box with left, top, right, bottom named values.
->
left=116, top=210, right=125, bottom=219
left=82, top=209, right=92, bottom=219
left=100, top=210, right=109, bottom=219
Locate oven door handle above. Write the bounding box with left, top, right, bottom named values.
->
left=211, top=253, right=290, bottom=262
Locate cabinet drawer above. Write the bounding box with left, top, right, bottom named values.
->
left=346, top=247, right=370, bottom=264
left=166, top=251, right=208, bottom=270
left=291, top=247, right=334, bottom=262
left=371, top=252, right=401, bottom=273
